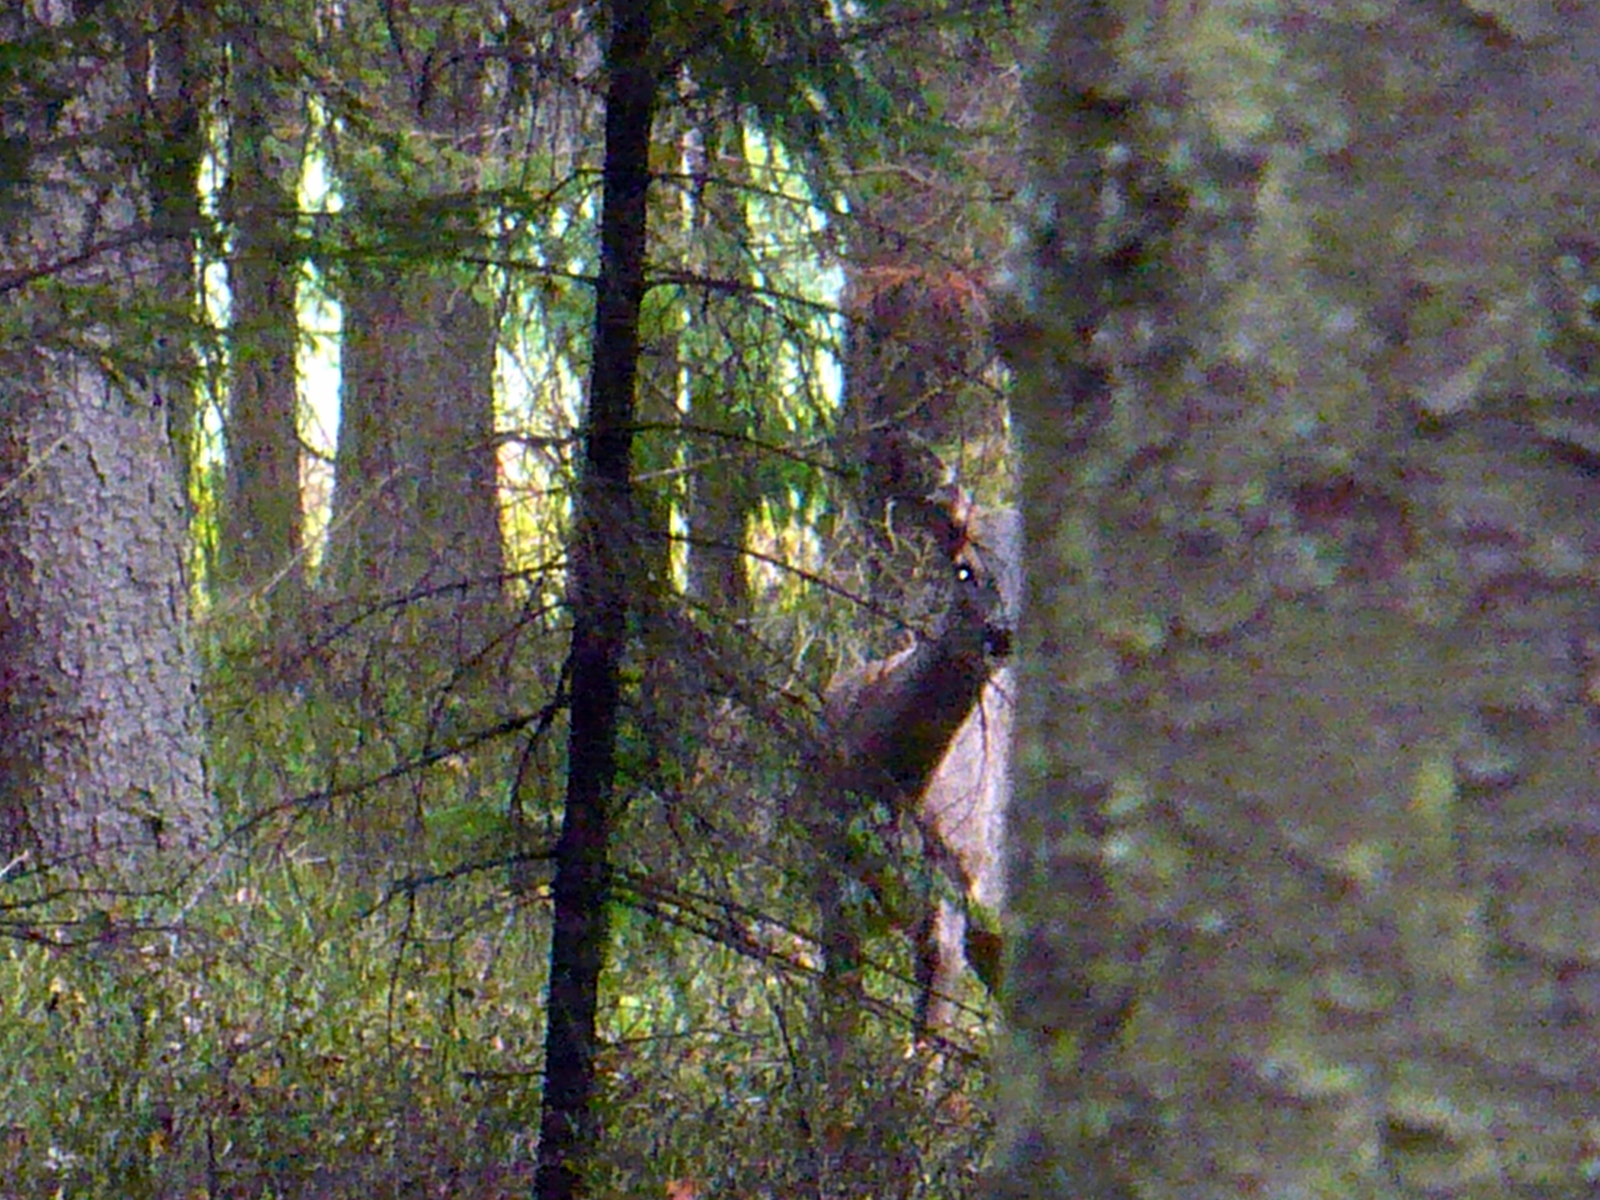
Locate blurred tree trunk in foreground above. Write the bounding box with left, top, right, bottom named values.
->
left=0, top=0, right=212, bottom=880
left=995, top=4, right=1600, bottom=1197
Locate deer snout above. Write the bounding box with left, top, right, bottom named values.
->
left=984, top=622, right=1013, bottom=659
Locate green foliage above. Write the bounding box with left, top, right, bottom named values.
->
left=0, top=767, right=993, bottom=1199
left=668, top=0, right=1000, bottom=181
left=0, top=857, right=550, bottom=1198
left=154, top=570, right=995, bottom=1195
left=4, top=0, right=1021, bottom=1193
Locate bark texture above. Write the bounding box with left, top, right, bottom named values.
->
left=0, top=0, right=211, bottom=879
left=325, top=1, right=505, bottom=656
left=218, top=10, right=305, bottom=617
left=995, top=4, right=1600, bottom=1198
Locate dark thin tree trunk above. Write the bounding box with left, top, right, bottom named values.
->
left=533, top=1, right=655, bottom=1196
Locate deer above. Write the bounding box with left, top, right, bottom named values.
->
left=815, top=483, right=1018, bottom=1038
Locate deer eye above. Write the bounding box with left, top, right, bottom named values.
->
left=955, top=562, right=976, bottom=583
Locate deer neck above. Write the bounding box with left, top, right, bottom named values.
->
left=835, top=612, right=994, bottom=809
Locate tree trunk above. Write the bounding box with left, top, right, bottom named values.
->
left=834, top=23, right=1016, bottom=556
left=0, top=0, right=212, bottom=883
left=533, top=1, right=654, bottom=1195
left=330, top=265, right=501, bottom=620
left=219, top=10, right=305, bottom=620
left=683, top=114, right=758, bottom=618
left=995, top=4, right=1600, bottom=1196
left=324, top=2, right=505, bottom=662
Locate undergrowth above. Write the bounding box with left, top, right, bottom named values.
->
left=0, top=624, right=994, bottom=1198
left=0, top=842, right=992, bottom=1199
left=1, top=847, right=546, bottom=1198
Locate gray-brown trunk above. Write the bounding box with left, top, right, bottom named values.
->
left=218, top=11, right=306, bottom=621
left=322, top=2, right=505, bottom=665
left=995, top=3, right=1600, bottom=1195
left=0, top=1, right=212, bottom=881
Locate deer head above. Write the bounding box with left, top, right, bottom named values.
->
left=826, top=483, right=1013, bottom=808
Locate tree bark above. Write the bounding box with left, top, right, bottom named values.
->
left=996, top=3, right=1600, bottom=1197
left=533, top=1, right=654, bottom=1195
left=683, top=113, right=759, bottom=618
left=834, top=20, right=1017, bottom=558
left=331, top=265, right=501, bottom=621
left=0, top=0, right=212, bottom=882
left=324, top=1, right=505, bottom=660
left=219, top=9, right=305, bottom=620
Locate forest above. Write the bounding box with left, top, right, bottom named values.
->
left=11, top=0, right=1600, bottom=1198
left=1, top=0, right=1019, bottom=1196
